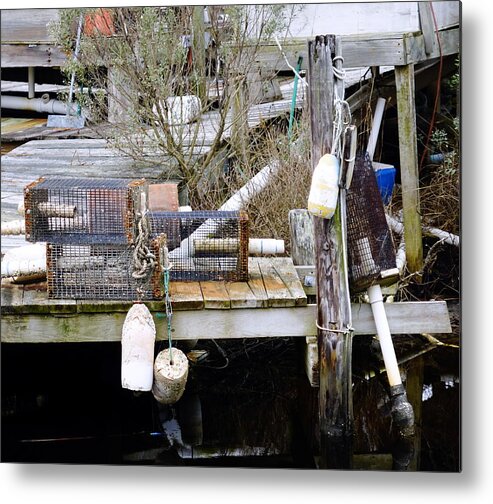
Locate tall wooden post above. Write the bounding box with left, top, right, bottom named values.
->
left=308, top=35, right=353, bottom=469
left=395, top=64, right=423, bottom=274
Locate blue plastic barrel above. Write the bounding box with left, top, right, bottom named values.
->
left=373, top=164, right=396, bottom=205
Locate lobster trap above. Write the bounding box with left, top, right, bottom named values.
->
left=46, top=234, right=167, bottom=300
left=149, top=210, right=249, bottom=281
left=346, top=152, right=398, bottom=293
left=24, top=177, right=147, bottom=245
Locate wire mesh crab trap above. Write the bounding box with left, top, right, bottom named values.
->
left=149, top=210, right=249, bottom=281
left=46, top=234, right=167, bottom=300
left=24, top=177, right=147, bottom=245
left=346, top=151, right=399, bottom=293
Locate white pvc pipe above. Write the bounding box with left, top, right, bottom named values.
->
left=1, top=258, right=46, bottom=278
left=367, top=284, right=402, bottom=387
left=1, top=243, right=47, bottom=278
left=219, top=162, right=280, bottom=211
left=248, top=238, right=284, bottom=255
left=1, top=219, right=25, bottom=235
left=169, top=162, right=280, bottom=260
left=1, top=95, right=77, bottom=115
left=366, top=97, right=386, bottom=161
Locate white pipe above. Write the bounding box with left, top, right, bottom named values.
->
left=248, top=238, right=284, bottom=255
left=1, top=219, right=25, bottom=235
left=1, top=95, right=77, bottom=115
left=169, top=162, right=280, bottom=260
left=219, top=162, right=280, bottom=211
left=1, top=258, right=46, bottom=278
left=366, top=97, right=386, bottom=161
left=28, top=67, right=35, bottom=99
left=367, top=284, right=402, bottom=387
left=386, top=213, right=459, bottom=247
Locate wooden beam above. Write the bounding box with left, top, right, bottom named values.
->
left=0, top=44, right=67, bottom=68
left=418, top=2, right=436, bottom=55
left=0, top=300, right=452, bottom=344
left=395, top=63, right=423, bottom=273
left=0, top=8, right=59, bottom=44
left=308, top=34, right=353, bottom=469
left=250, top=28, right=459, bottom=73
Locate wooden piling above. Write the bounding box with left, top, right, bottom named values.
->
left=395, top=63, right=423, bottom=274
left=307, top=35, right=353, bottom=469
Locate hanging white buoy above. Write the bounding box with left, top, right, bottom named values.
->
left=121, top=303, right=156, bottom=391
left=152, top=348, right=189, bottom=405
left=307, top=154, right=340, bottom=219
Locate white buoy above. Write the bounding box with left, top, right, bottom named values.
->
left=307, top=154, right=340, bottom=219
left=121, top=303, right=156, bottom=391
left=152, top=348, right=189, bottom=405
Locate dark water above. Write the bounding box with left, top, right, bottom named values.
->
left=1, top=335, right=460, bottom=470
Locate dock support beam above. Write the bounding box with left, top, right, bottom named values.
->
left=395, top=63, right=423, bottom=274
left=308, top=35, right=353, bottom=469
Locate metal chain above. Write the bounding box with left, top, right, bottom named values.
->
left=162, top=246, right=174, bottom=364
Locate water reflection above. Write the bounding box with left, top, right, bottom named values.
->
left=1, top=337, right=459, bottom=470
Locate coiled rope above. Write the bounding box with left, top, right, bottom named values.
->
left=132, top=210, right=156, bottom=298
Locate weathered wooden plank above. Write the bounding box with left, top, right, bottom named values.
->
left=225, top=281, right=259, bottom=309
left=418, top=2, right=436, bottom=55
left=168, top=281, right=204, bottom=311
left=395, top=63, right=423, bottom=273
left=1, top=9, right=59, bottom=43
left=17, top=283, right=77, bottom=315
left=246, top=257, right=269, bottom=308
left=288, top=209, right=315, bottom=266
left=200, top=281, right=231, bottom=309
left=1, top=118, right=47, bottom=134
left=256, top=257, right=295, bottom=308
left=270, top=257, right=307, bottom=306
left=0, top=301, right=452, bottom=343
left=0, top=44, right=67, bottom=68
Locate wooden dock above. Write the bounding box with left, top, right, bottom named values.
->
left=1, top=254, right=452, bottom=344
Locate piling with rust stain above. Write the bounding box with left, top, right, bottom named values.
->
left=307, top=35, right=353, bottom=469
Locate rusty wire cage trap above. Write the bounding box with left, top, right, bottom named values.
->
left=24, top=177, right=147, bottom=245
left=149, top=210, right=249, bottom=282
left=47, top=234, right=167, bottom=300
left=346, top=151, right=399, bottom=293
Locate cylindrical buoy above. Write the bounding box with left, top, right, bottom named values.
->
left=152, top=348, right=189, bottom=405
left=307, top=153, right=340, bottom=219
left=121, top=303, right=156, bottom=391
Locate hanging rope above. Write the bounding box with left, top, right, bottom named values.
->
left=132, top=209, right=156, bottom=299
left=331, top=55, right=351, bottom=159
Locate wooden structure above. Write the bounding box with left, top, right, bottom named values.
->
left=307, top=35, right=353, bottom=468
left=1, top=3, right=459, bottom=468
left=1, top=254, right=451, bottom=343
